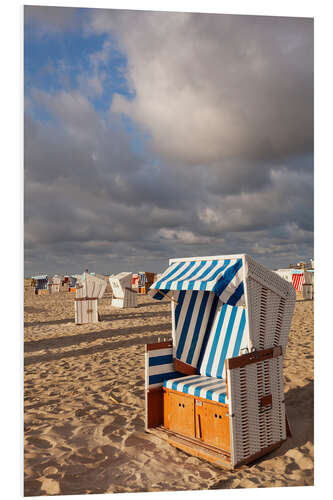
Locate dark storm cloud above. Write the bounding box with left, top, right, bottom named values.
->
left=91, top=11, right=313, bottom=166
left=24, top=8, right=313, bottom=275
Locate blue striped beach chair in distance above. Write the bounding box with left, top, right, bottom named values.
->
left=33, top=275, right=48, bottom=295
left=145, top=254, right=296, bottom=468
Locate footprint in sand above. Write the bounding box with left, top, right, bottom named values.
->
left=27, top=437, right=52, bottom=449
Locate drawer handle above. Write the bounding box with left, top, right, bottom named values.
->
left=197, top=414, right=202, bottom=439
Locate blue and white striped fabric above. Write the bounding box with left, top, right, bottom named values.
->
left=34, top=276, right=48, bottom=290
left=199, top=303, right=247, bottom=379
left=164, top=374, right=227, bottom=404
left=69, top=276, right=77, bottom=288
left=146, top=347, right=183, bottom=389
left=150, top=258, right=244, bottom=306
left=168, top=290, right=247, bottom=376
left=172, top=290, right=219, bottom=368
left=139, top=273, right=147, bottom=286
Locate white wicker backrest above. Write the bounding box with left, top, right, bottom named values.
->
left=227, top=351, right=286, bottom=467
left=78, top=274, right=107, bottom=299
left=109, top=272, right=132, bottom=298
left=244, top=255, right=296, bottom=351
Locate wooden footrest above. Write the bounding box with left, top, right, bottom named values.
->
left=146, top=425, right=232, bottom=469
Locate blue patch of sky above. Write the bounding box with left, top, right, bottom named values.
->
left=119, top=114, right=151, bottom=156
left=24, top=17, right=135, bottom=112
left=24, top=10, right=148, bottom=157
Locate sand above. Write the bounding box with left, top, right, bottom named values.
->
left=24, top=280, right=314, bottom=495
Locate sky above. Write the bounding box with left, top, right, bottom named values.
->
left=24, top=6, right=314, bottom=276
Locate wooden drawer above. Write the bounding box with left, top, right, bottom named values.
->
left=164, top=391, right=195, bottom=438
left=195, top=400, right=230, bottom=451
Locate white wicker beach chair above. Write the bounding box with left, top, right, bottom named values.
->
left=74, top=273, right=107, bottom=324
left=144, top=254, right=296, bottom=468
left=109, top=272, right=137, bottom=308
left=48, top=275, right=61, bottom=294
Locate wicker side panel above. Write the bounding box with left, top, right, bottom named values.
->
left=228, top=356, right=286, bottom=467
left=124, top=288, right=137, bottom=307
left=246, top=276, right=295, bottom=351
left=245, top=254, right=293, bottom=299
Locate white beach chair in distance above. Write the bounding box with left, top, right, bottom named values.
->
left=48, top=275, right=61, bottom=294
left=109, top=272, right=137, bottom=308
left=74, top=272, right=107, bottom=324
left=144, top=254, right=296, bottom=469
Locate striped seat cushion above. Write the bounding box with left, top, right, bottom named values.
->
left=163, top=374, right=227, bottom=404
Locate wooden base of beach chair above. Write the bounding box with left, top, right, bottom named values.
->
left=146, top=425, right=233, bottom=469
left=36, top=289, right=48, bottom=295
left=163, top=389, right=231, bottom=452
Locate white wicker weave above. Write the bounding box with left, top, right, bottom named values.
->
left=77, top=273, right=107, bottom=300
left=244, top=255, right=296, bottom=352
left=74, top=298, right=98, bottom=324
left=227, top=352, right=286, bottom=467
left=109, top=272, right=137, bottom=308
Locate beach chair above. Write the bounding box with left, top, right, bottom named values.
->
left=302, top=270, right=314, bottom=300
left=109, top=272, right=137, bottom=308
left=74, top=273, right=107, bottom=324
left=33, top=275, right=48, bottom=295
left=144, top=254, right=296, bottom=469
left=138, top=272, right=156, bottom=294
left=132, top=273, right=139, bottom=289
left=48, top=275, right=61, bottom=294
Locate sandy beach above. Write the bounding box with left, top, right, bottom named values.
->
left=24, top=280, right=314, bottom=495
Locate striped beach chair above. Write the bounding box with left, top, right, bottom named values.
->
left=33, top=275, right=48, bottom=295
left=138, top=272, right=155, bottom=294
left=145, top=254, right=296, bottom=468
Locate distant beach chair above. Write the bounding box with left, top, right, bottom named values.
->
left=74, top=273, right=107, bottom=324
left=33, top=275, right=48, bottom=295
left=144, top=254, right=296, bottom=469
left=291, top=270, right=305, bottom=292
left=138, top=272, right=156, bottom=294
left=303, top=270, right=314, bottom=300
left=132, top=273, right=139, bottom=289
left=48, top=275, right=61, bottom=294
left=109, top=272, right=137, bottom=308
left=68, top=275, right=78, bottom=293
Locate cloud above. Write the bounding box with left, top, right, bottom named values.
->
left=24, top=5, right=83, bottom=35
left=90, top=11, right=313, bottom=167
left=24, top=9, right=313, bottom=275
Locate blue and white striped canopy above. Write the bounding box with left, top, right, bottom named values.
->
left=149, top=258, right=245, bottom=307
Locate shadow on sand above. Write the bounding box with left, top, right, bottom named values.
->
left=24, top=323, right=172, bottom=366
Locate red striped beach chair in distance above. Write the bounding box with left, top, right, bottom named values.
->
left=74, top=272, right=107, bottom=324
left=109, top=272, right=137, bottom=308
left=292, top=271, right=305, bottom=292
left=144, top=254, right=296, bottom=469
